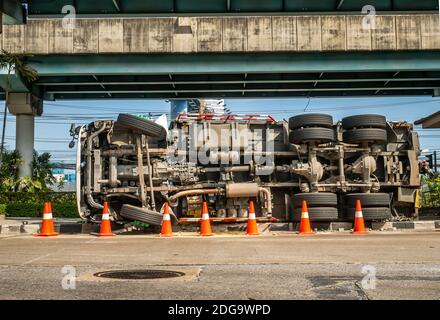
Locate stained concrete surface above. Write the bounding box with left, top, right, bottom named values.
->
left=5, top=15, right=440, bottom=55
left=0, top=232, right=439, bottom=300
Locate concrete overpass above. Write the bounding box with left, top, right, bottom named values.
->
left=1, top=0, right=440, bottom=176
left=1, top=1, right=440, bottom=99
left=1, top=13, right=440, bottom=98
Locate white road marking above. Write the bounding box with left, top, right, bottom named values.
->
left=22, top=253, right=52, bottom=265
left=21, top=247, right=68, bottom=265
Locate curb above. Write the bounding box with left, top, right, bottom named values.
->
left=0, top=221, right=100, bottom=235
left=2, top=220, right=439, bottom=236
left=372, top=221, right=438, bottom=231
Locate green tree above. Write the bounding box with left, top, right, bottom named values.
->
left=0, top=149, right=21, bottom=192
left=0, top=149, right=58, bottom=192
left=0, top=51, right=39, bottom=164
left=421, top=173, right=440, bottom=207
left=32, top=151, right=57, bottom=190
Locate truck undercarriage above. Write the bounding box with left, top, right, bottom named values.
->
left=73, top=112, right=421, bottom=226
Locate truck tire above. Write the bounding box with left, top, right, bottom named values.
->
left=345, top=193, right=391, bottom=207
left=342, top=114, right=387, bottom=129
left=343, top=128, right=387, bottom=144
left=344, top=207, right=391, bottom=221
left=289, top=127, right=335, bottom=144
left=288, top=114, right=334, bottom=130
left=293, top=193, right=338, bottom=208
left=293, top=207, right=339, bottom=222
left=117, top=114, right=167, bottom=140
left=120, top=205, right=178, bottom=226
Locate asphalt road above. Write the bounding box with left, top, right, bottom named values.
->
left=0, top=232, right=439, bottom=300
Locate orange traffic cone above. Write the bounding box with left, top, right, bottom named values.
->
left=97, top=202, right=114, bottom=237
left=35, top=201, right=59, bottom=237
left=199, top=201, right=213, bottom=236
left=160, top=203, right=174, bottom=237
left=352, top=200, right=368, bottom=234
left=246, top=200, right=259, bottom=236
left=299, top=200, right=314, bottom=235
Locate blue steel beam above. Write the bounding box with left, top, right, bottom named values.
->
left=0, top=66, right=30, bottom=92
left=28, top=52, right=440, bottom=77
left=44, top=87, right=440, bottom=95
left=34, top=78, right=440, bottom=86
left=0, top=0, right=24, bottom=24
left=42, top=89, right=434, bottom=100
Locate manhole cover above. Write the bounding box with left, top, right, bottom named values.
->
left=94, top=270, right=185, bottom=280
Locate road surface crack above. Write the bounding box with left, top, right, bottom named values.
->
left=354, top=280, right=371, bottom=300
left=196, top=267, right=203, bottom=281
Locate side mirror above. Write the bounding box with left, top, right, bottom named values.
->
left=69, top=123, right=76, bottom=135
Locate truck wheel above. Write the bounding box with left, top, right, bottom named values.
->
left=343, top=128, right=387, bottom=144
left=293, top=193, right=338, bottom=208
left=344, top=207, right=391, bottom=221
left=117, top=114, right=167, bottom=140
left=342, top=114, right=387, bottom=130
left=289, top=127, right=335, bottom=144
left=293, top=207, right=339, bottom=222
left=289, top=114, right=334, bottom=130
left=345, top=193, right=391, bottom=207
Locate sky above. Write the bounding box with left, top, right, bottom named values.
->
left=1, top=96, right=440, bottom=163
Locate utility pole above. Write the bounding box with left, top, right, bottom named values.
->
left=199, top=98, right=206, bottom=115
left=0, top=102, right=6, bottom=163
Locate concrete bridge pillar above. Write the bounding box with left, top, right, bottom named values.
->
left=6, top=93, right=43, bottom=178
left=15, top=114, right=34, bottom=177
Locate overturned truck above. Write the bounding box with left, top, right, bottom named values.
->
left=73, top=113, right=421, bottom=226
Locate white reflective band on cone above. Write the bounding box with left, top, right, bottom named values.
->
left=249, top=213, right=256, bottom=220
left=102, top=213, right=110, bottom=220
left=202, top=213, right=210, bottom=220
left=301, top=211, right=309, bottom=219
left=43, top=213, right=53, bottom=220
left=163, top=214, right=171, bottom=221
left=355, top=211, right=363, bottom=218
